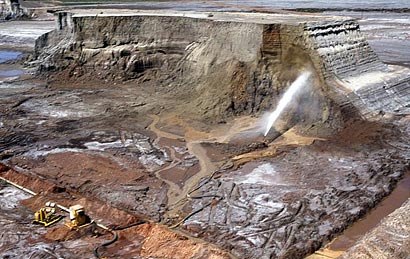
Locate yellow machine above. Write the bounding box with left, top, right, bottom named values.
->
left=64, top=204, right=92, bottom=229
left=33, top=202, right=63, bottom=227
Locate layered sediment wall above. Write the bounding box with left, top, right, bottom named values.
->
left=0, top=0, right=25, bottom=20
left=304, top=18, right=410, bottom=118
left=32, top=12, right=341, bottom=131
left=35, top=10, right=410, bottom=130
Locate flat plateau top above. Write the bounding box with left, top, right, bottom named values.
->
left=69, top=9, right=352, bottom=25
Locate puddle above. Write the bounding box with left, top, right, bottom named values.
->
left=0, top=82, right=28, bottom=89
left=234, top=163, right=279, bottom=185
left=0, top=51, right=24, bottom=79
left=0, top=50, right=21, bottom=63
left=0, top=70, right=23, bottom=77
left=24, top=147, right=83, bottom=158
left=225, top=162, right=284, bottom=186
left=21, top=98, right=96, bottom=118
left=84, top=140, right=134, bottom=151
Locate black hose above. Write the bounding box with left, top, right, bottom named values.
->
left=93, top=230, right=118, bottom=259
left=93, top=221, right=146, bottom=258
left=112, top=220, right=146, bottom=230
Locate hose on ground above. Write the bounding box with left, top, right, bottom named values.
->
left=112, top=220, right=146, bottom=230
left=93, top=229, right=118, bottom=259
left=93, top=220, right=146, bottom=258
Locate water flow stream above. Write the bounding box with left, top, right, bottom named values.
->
left=148, top=114, right=216, bottom=207
left=264, top=71, right=311, bottom=136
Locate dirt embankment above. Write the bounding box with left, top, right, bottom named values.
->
left=35, top=11, right=351, bottom=133
left=0, top=164, right=231, bottom=259
left=340, top=198, right=410, bottom=259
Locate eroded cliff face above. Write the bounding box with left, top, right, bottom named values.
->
left=303, top=18, right=410, bottom=118
left=35, top=12, right=348, bottom=133
left=35, top=11, right=410, bottom=129
left=306, top=20, right=384, bottom=79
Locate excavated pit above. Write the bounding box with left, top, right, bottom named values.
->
left=1, top=8, right=410, bottom=259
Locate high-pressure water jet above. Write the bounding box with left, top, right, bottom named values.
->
left=264, top=71, right=311, bottom=136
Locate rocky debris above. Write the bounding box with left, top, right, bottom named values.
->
left=340, top=198, right=410, bottom=259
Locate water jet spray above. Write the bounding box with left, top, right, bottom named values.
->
left=264, top=71, right=311, bottom=136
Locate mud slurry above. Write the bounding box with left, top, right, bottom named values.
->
left=2, top=76, right=409, bottom=258
left=179, top=129, right=408, bottom=258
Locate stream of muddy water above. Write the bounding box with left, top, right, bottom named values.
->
left=308, top=172, right=410, bottom=259
left=148, top=114, right=218, bottom=208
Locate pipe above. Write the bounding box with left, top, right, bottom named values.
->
left=0, top=176, right=37, bottom=196
left=92, top=221, right=146, bottom=258
left=112, top=220, right=145, bottom=230
left=0, top=174, right=117, bottom=258
left=93, top=229, right=118, bottom=259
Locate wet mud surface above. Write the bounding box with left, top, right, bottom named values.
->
left=176, top=121, right=410, bottom=258
left=1, top=69, right=410, bottom=258
left=0, top=166, right=230, bottom=259
left=329, top=172, right=410, bottom=251
left=1, top=5, right=410, bottom=259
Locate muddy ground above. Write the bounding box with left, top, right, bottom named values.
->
left=0, top=165, right=230, bottom=259
left=1, top=4, right=410, bottom=259
left=1, top=49, right=409, bottom=258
